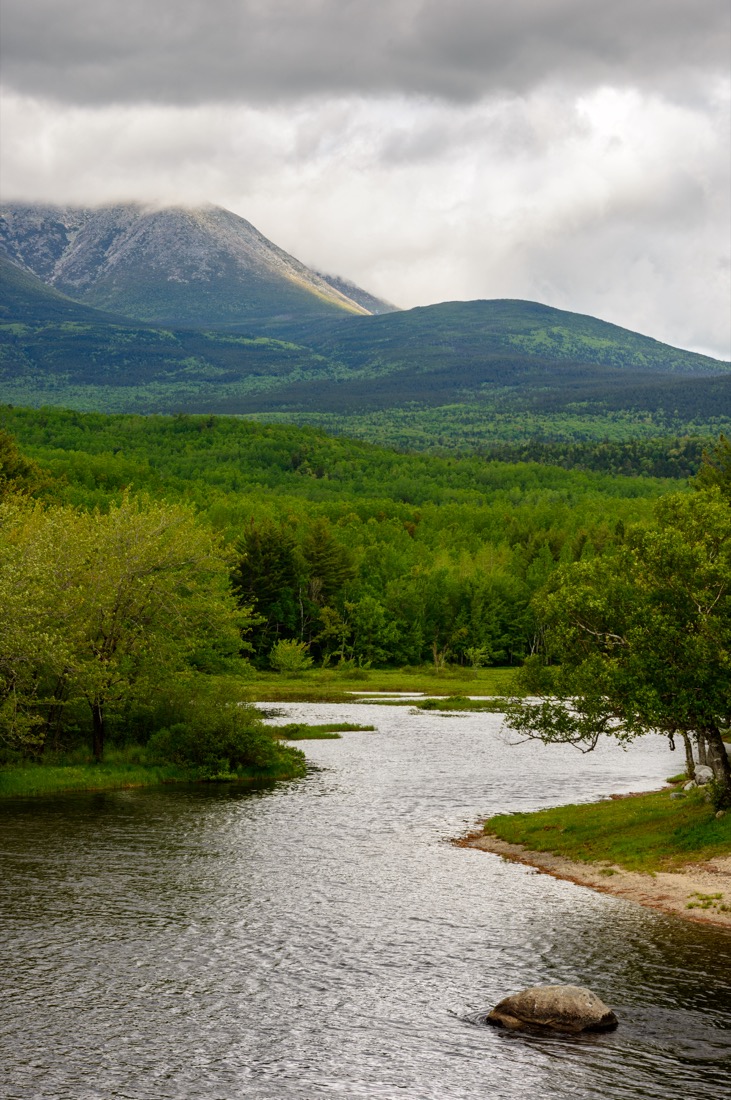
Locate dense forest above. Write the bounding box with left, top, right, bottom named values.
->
left=2, top=405, right=729, bottom=791
left=1, top=405, right=688, bottom=671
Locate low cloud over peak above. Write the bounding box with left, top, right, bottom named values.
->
left=2, top=2, right=728, bottom=359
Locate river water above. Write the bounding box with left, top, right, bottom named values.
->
left=1, top=703, right=730, bottom=1100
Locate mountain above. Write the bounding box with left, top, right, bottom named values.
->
left=0, top=202, right=396, bottom=327
left=0, top=250, right=127, bottom=325
left=313, top=272, right=397, bottom=315
left=1, top=204, right=729, bottom=446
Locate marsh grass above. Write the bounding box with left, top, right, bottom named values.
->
left=248, top=666, right=517, bottom=702
left=483, top=788, right=731, bottom=872
left=276, top=722, right=375, bottom=740
left=415, top=696, right=508, bottom=712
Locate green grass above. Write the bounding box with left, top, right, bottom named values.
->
left=245, top=666, right=518, bottom=702
left=0, top=760, right=192, bottom=797
left=483, top=788, right=731, bottom=872
left=275, top=721, right=375, bottom=740
left=415, top=695, right=508, bottom=711
left=0, top=744, right=306, bottom=798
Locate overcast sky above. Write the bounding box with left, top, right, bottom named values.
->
left=1, top=0, right=729, bottom=357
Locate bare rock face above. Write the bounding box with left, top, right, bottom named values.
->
left=487, top=985, right=618, bottom=1033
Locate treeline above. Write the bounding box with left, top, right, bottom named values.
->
left=475, top=437, right=708, bottom=479
left=1, top=406, right=684, bottom=678
left=276, top=405, right=729, bottom=455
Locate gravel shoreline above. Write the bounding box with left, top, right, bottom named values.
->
left=459, top=832, right=731, bottom=929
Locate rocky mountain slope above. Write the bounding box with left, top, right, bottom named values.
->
left=0, top=202, right=395, bottom=327
left=1, top=202, right=729, bottom=445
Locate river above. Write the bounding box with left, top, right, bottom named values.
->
left=1, top=702, right=730, bottom=1099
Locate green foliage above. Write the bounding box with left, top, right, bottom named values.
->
left=0, top=491, right=252, bottom=762
left=709, top=779, right=731, bottom=812
left=269, top=639, right=314, bottom=675
left=415, top=696, right=506, bottom=711
left=696, top=434, right=731, bottom=499
left=0, top=407, right=719, bottom=688
left=275, top=722, right=375, bottom=739
left=507, top=485, right=731, bottom=794
left=146, top=696, right=305, bottom=779
left=0, top=428, right=47, bottom=497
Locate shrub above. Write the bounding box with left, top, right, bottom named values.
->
left=269, top=639, right=314, bottom=675
left=146, top=689, right=305, bottom=779
left=709, top=778, right=731, bottom=812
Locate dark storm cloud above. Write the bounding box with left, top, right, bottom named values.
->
left=2, top=0, right=728, bottom=106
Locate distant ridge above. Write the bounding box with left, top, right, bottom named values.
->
left=313, top=271, right=398, bottom=315
left=0, top=201, right=396, bottom=327
left=1, top=205, right=728, bottom=446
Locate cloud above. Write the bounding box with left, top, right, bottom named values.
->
left=2, top=0, right=728, bottom=106
left=1, top=2, right=728, bottom=358
left=2, top=82, right=728, bottom=357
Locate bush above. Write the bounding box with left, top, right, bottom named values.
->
left=708, top=778, right=731, bottom=812
left=145, top=686, right=305, bottom=779
left=269, top=639, right=314, bottom=675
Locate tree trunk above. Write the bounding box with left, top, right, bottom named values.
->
left=91, top=700, right=106, bottom=763
left=705, top=726, right=731, bottom=792
left=681, top=732, right=696, bottom=780
left=697, top=734, right=708, bottom=766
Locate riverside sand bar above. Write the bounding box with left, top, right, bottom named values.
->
left=465, top=833, right=731, bottom=929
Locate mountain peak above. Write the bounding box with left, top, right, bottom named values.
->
left=0, top=200, right=395, bottom=327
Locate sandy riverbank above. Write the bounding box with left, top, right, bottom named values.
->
left=460, top=832, right=731, bottom=929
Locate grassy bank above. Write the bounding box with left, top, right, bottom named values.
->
left=246, top=666, right=517, bottom=702
left=0, top=746, right=307, bottom=799
left=275, top=722, right=375, bottom=739
left=483, top=786, right=731, bottom=873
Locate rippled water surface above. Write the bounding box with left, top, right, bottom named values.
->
left=2, top=704, right=730, bottom=1099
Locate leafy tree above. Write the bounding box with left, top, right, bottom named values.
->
left=506, top=487, right=731, bottom=796
left=0, top=498, right=72, bottom=751
left=301, top=519, right=355, bottom=607
left=269, top=639, right=314, bottom=675
left=72, top=495, right=247, bottom=759
left=696, top=434, right=731, bottom=498
left=231, top=520, right=302, bottom=657
left=348, top=595, right=402, bottom=667
left=0, top=429, right=46, bottom=498
left=0, top=494, right=247, bottom=760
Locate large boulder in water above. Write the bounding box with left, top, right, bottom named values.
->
left=487, top=985, right=618, bottom=1033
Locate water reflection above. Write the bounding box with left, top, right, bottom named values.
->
left=1, top=704, right=729, bottom=1099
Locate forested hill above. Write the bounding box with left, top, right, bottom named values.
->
left=2, top=245, right=729, bottom=446
left=280, top=299, right=727, bottom=378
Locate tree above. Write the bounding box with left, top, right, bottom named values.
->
left=0, top=498, right=71, bottom=751
left=70, top=495, right=247, bottom=760
left=0, top=429, right=46, bottom=499
left=695, top=434, right=731, bottom=498
left=301, top=519, right=355, bottom=607
left=231, top=520, right=302, bottom=658
left=269, top=639, right=313, bottom=675
left=0, top=494, right=248, bottom=761
left=506, top=487, right=731, bottom=798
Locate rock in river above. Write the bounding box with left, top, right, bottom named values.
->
left=487, top=985, right=618, bottom=1033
